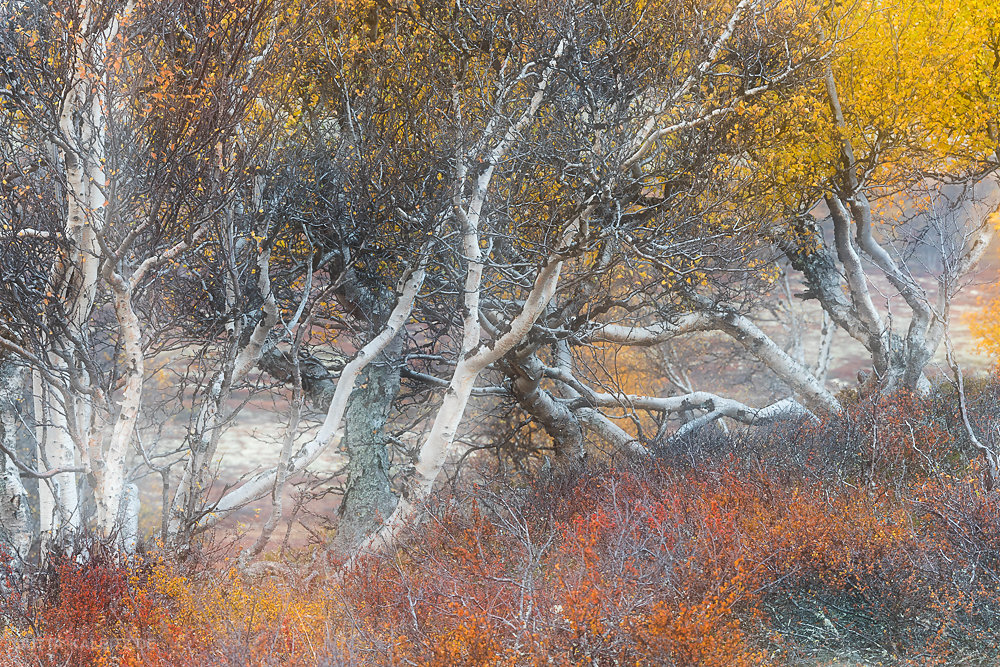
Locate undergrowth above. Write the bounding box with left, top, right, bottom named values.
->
left=2, top=385, right=1000, bottom=665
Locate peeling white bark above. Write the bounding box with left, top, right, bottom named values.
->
left=33, top=370, right=54, bottom=535
left=586, top=390, right=812, bottom=429
left=44, top=388, right=82, bottom=533
left=704, top=306, right=841, bottom=414
left=590, top=313, right=713, bottom=346
left=95, top=271, right=143, bottom=539
left=33, top=1, right=135, bottom=538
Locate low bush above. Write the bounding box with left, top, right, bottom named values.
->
left=2, top=386, right=1000, bottom=665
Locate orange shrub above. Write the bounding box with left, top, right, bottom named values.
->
left=4, top=384, right=1000, bottom=665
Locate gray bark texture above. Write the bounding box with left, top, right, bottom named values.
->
left=505, top=356, right=586, bottom=470
left=259, top=336, right=404, bottom=558
left=328, top=336, right=402, bottom=558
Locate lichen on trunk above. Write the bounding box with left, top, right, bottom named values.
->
left=328, top=336, right=402, bottom=558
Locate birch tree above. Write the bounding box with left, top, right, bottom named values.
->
left=303, top=0, right=835, bottom=560
left=0, top=0, right=295, bottom=549
left=0, top=0, right=141, bottom=542
left=548, top=0, right=1000, bottom=449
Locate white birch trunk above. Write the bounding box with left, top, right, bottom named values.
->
left=118, top=483, right=140, bottom=554
left=95, top=272, right=144, bottom=538
left=0, top=362, right=30, bottom=564
left=39, top=1, right=132, bottom=537
left=33, top=370, right=54, bottom=535
left=43, top=384, right=81, bottom=533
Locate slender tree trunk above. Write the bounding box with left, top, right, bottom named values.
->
left=36, top=0, right=125, bottom=538
left=95, top=273, right=144, bottom=542
left=0, top=360, right=30, bottom=565
left=118, top=483, right=140, bottom=553
left=261, top=336, right=405, bottom=559
left=43, top=372, right=82, bottom=534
